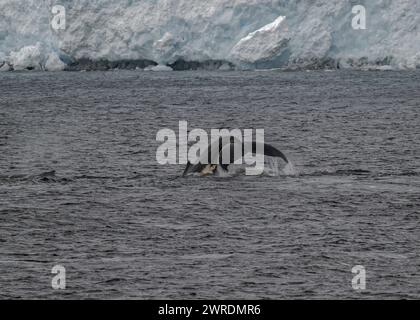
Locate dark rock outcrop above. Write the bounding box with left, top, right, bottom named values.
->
left=168, top=59, right=235, bottom=71
left=64, top=58, right=157, bottom=71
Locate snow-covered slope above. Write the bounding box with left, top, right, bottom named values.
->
left=0, top=0, right=419, bottom=70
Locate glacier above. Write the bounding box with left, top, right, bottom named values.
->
left=0, top=0, right=419, bottom=71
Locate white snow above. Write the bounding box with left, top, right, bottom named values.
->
left=237, top=15, right=286, bottom=44
left=9, top=43, right=44, bottom=71
left=0, top=0, right=419, bottom=70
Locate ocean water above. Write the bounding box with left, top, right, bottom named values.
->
left=0, top=70, right=419, bottom=299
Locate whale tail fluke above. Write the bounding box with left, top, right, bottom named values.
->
left=260, top=143, right=289, bottom=164
left=182, top=161, right=192, bottom=177
left=182, top=139, right=289, bottom=177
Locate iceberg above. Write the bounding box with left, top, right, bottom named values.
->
left=9, top=44, right=44, bottom=71
left=0, top=0, right=419, bottom=71
left=44, top=52, right=66, bottom=71
left=0, top=61, right=12, bottom=72
left=145, top=64, right=173, bottom=72
left=5, top=43, right=65, bottom=71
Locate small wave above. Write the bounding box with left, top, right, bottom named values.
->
left=335, top=169, right=372, bottom=176
left=74, top=174, right=113, bottom=180
left=303, top=169, right=372, bottom=177
left=0, top=170, right=71, bottom=184
left=35, top=170, right=57, bottom=182
left=398, top=171, right=420, bottom=177
left=300, top=169, right=420, bottom=178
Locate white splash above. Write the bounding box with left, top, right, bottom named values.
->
left=283, top=161, right=298, bottom=176
left=264, top=157, right=280, bottom=176
left=263, top=157, right=298, bottom=177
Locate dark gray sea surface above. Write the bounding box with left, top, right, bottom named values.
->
left=0, top=70, right=419, bottom=299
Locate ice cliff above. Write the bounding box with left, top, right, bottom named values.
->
left=0, top=0, right=419, bottom=71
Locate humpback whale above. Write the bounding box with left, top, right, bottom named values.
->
left=182, top=137, right=289, bottom=176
